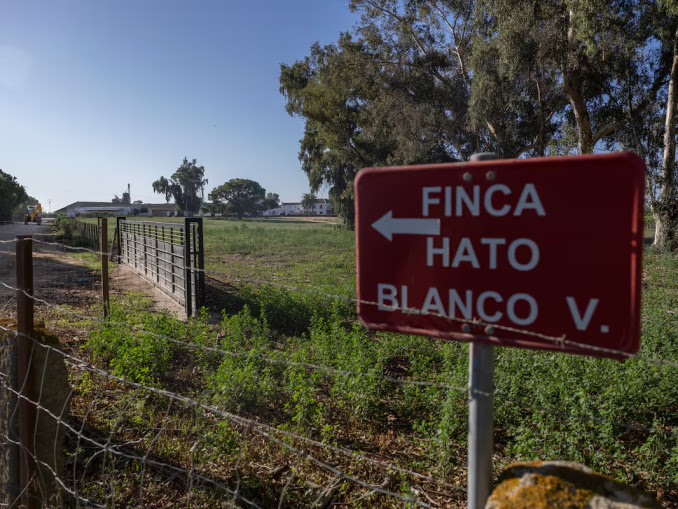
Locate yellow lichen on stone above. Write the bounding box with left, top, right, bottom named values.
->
left=486, top=461, right=662, bottom=509
left=488, top=472, right=595, bottom=508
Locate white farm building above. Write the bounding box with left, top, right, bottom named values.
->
left=263, top=199, right=334, bottom=217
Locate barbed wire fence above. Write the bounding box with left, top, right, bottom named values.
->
left=0, top=235, right=472, bottom=507
left=0, top=226, right=676, bottom=507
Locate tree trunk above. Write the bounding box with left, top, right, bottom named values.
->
left=563, top=77, right=595, bottom=154
left=654, top=26, right=678, bottom=248
left=535, top=75, right=546, bottom=157
left=562, top=10, right=595, bottom=155
left=653, top=210, right=667, bottom=247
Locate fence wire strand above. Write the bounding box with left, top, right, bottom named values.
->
left=9, top=278, right=676, bottom=441
left=1, top=274, right=677, bottom=442
left=1, top=326, right=457, bottom=506
left=27, top=238, right=678, bottom=367
left=7, top=245, right=678, bottom=371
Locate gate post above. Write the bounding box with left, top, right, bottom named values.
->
left=15, top=235, right=38, bottom=508
left=115, top=217, right=126, bottom=264
left=196, top=218, right=205, bottom=309
left=183, top=218, right=193, bottom=317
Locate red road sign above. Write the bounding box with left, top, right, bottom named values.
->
left=355, top=152, right=645, bottom=357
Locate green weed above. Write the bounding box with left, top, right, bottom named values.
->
left=86, top=296, right=182, bottom=386
left=78, top=220, right=678, bottom=497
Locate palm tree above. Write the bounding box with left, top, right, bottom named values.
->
left=301, top=192, right=316, bottom=215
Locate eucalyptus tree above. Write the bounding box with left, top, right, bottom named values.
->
left=283, top=0, right=678, bottom=238
left=350, top=0, right=548, bottom=157
left=593, top=1, right=678, bottom=247
left=649, top=2, right=678, bottom=247
left=152, top=158, right=208, bottom=216
left=470, top=1, right=566, bottom=156
left=281, top=13, right=471, bottom=228
left=473, top=0, right=665, bottom=156
left=282, top=0, right=568, bottom=229
left=281, top=37, right=399, bottom=228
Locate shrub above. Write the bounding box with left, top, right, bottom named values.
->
left=87, top=299, right=183, bottom=387
left=208, top=307, right=283, bottom=414
left=54, top=213, right=74, bottom=237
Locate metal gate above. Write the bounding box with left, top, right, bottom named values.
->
left=116, top=218, right=205, bottom=316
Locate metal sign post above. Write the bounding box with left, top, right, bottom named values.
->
left=468, top=342, right=494, bottom=508
left=466, top=152, right=497, bottom=509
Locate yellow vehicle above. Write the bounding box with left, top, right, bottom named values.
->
left=24, top=203, right=42, bottom=225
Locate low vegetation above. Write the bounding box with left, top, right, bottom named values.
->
left=43, top=217, right=674, bottom=506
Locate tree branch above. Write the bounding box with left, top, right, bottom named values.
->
left=430, top=3, right=471, bottom=86
left=514, top=141, right=557, bottom=158
left=360, top=0, right=456, bottom=89
left=592, top=122, right=619, bottom=144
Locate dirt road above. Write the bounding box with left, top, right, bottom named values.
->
left=0, top=218, right=53, bottom=242
left=0, top=219, right=185, bottom=319
left=0, top=221, right=55, bottom=300
left=0, top=219, right=92, bottom=309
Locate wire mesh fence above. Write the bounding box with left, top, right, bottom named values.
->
left=0, top=221, right=676, bottom=507
left=0, top=236, right=470, bottom=507
left=73, top=221, right=100, bottom=252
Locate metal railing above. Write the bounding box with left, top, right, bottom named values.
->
left=117, top=218, right=205, bottom=315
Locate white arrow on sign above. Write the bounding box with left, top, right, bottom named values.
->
left=371, top=210, right=441, bottom=241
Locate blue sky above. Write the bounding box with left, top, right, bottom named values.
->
left=0, top=1, right=358, bottom=212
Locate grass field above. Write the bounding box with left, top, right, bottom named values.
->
left=79, top=215, right=356, bottom=297
left=59, top=216, right=677, bottom=506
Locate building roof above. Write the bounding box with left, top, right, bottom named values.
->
left=54, top=201, right=178, bottom=214
left=54, top=204, right=118, bottom=214
left=54, top=201, right=121, bottom=213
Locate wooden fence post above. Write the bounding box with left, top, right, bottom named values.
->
left=15, top=235, right=38, bottom=508
left=3, top=291, right=20, bottom=506
left=100, top=218, right=109, bottom=318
